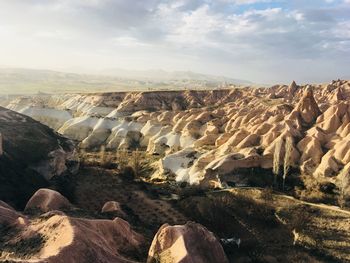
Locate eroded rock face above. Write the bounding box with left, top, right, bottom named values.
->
left=0, top=107, right=78, bottom=208
left=4, top=80, right=350, bottom=190
left=147, top=222, right=228, bottom=263
left=0, top=209, right=144, bottom=263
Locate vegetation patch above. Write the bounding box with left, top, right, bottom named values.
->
left=0, top=224, right=45, bottom=259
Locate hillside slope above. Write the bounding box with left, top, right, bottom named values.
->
left=0, top=107, right=77, bottom=208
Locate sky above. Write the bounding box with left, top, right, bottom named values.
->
left=0, top=0, right=349, bottom=84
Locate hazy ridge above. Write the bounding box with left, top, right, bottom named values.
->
left=0, top=68, right=252, bottom=95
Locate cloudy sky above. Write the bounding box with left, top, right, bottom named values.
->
left=0, top=0, right=349, bottom=83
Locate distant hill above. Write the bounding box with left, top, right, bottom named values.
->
left=97, top=68, right=252, bottom=84
left=0, top=68, right=252, bottom=95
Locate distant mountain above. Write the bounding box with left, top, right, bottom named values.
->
left=0, top=68, right=252, bottom=95
left=97, top=68, right=252, bottom=84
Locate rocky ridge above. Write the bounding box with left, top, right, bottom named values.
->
left=3, top=80, right=350, bottom=190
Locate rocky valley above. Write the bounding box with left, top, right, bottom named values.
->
left=3, top=80, right=350, bottom=190
left=1, top=80, right=350, bottom=262
left=2, top=0, right=350, bottom=261
left=0, top=80, right=350, bottom=263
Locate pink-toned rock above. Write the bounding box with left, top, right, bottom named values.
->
left=0, top=201, right=27, bottom=226
left=25, top=188, right=72, bottom=213
left=148, top=222, right=228, bottom=263
left=101, top=201, right=127, bottom=217
left=288, top=87, right=321, bottom=125
left=0, top=209, right=144, bottom=263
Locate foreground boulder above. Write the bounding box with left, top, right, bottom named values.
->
left=147, top=222, right=228, bottom=263
left=0, top=209, right=144, bottom=263
left=102, top=201, right=127, bottom=217
left=0, top=107, right=78, bottom=208
left=25, top=188, right=72, bottom=213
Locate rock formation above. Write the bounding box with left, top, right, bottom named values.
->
left=1, top=191, right=230, bottom=263
left=25, top=188, right=72, bottom=213
left=0, top=107, right=78, bottom=208
left=147, top=222, right=228, bottom=263
left=102, top=201, right=127, bottom=218
left=3, top=80, right=350, bottom=191
left=0, top=201, right=144, bottom=263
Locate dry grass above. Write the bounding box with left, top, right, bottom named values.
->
left=0, top=224, right=46, bottom=259
left=180, top=188, right=350, bottom=262
left=295, top=174, right=328, bottom=203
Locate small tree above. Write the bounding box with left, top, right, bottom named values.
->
left=283, top=137, right=293, bottom=191
left=273, top=138, right=283, bottom=188
left=338, top=167, right=348, bottom=208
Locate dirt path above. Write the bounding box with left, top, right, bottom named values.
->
left=211, top=187, right=350, bottom=216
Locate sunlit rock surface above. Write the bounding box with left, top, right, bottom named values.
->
left=148, top=222, right=228, bottom=263
left=4, top=80, right=350, bottom=189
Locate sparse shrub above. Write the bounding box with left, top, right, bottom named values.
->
left=79, top=149, right=87, bottom=168
left=296, top=174, right=327, bottom=203
left=260, top=187, right=274, bottom=205
left=98, top=146, right=115, bottom=169
left=123, top=166, right=135, bottom=181
left=289, top=205, right=312, bottom=232
left=116, top=150, right=129, bottom=172
left=130, top=150, right=142, bottom=177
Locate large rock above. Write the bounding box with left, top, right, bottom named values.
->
left=289, top=87, right=321, bottom=126
left=101, top=201, right=127, bottom=218
left=0, top=209, right=144, bottom=263
left=0, top=107, right=77, bottom=208
left=25, top=189, right=72, bottom=213
left=148, top=222, right=228, bottom=263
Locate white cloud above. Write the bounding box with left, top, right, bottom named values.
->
left=219, top=0, right=273, bottom=4
left=0, top=0, right=349, bottom=83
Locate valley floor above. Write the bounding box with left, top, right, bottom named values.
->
left=64, top=152, right=350, bottom=263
